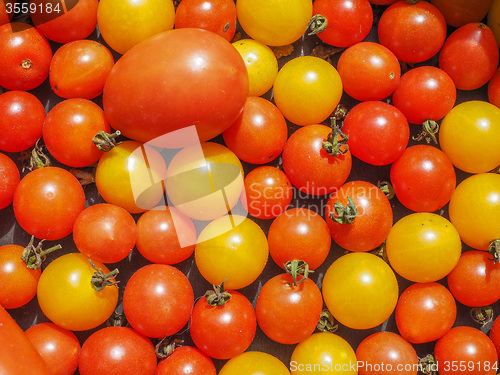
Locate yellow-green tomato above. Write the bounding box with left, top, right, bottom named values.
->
left=439, top=100, right=500, bottom=173
left=195, top=215, right=268, bottom=289
left=322, top=252, right=398, bottom=330
left=97, top=0, right=175, bottom=54
left=449, top=173, right=500, bottom=250
left=236, top=0, right=313, bottom=46
left=290, top=332, right=357, bottom=375
left=386, top=213, right=462, bottom=282
left=219, top=351, right=291, bottom=375
left=37, top=253, right=118, bottom=331
left=273, top=56, right=343, bottom=126
left=232, top=39, right=278, bottom=97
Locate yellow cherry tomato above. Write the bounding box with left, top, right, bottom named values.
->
left=273, top=56, right=343, bottom=126
left=236, top=0, right=313, bottom=46
left=386, top=213, right=462, bottom=282
left=322, top=252, right=398, bottom=330
left=220, top=351, right=291, bottom=375
left=97, top=0, right=175, bottom=54
left=37, top=253, right=118, bottom=331
left=195, top=215, right=268, bottom=290
left=449, top=173, right=500, bottom=251
left=488, top=0, right=500, bottom=47
left=232, top=39, right=278, bottom=97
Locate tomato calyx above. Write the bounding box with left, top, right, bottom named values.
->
left=205, top=282, right=232, bottom=306
left=20, top=235, right=62, bottom=270
left=377, top=180, right=395, bottom=200
left=92, top=130, right=122, bottom=152
left=89, top=259, right=119, bottom=291
left=406, top=0, right=419, bottom=5
left=488, top=239, right=500, bottom=263
left=470, top=306, right=494, bottom=326
left=412, top=119, right=439, bottom=144
left=330, top=196, right=358, bottom=224
left=322, top=120, right=349, bottom=156
left=21, top=58, right=32, bottom=69
left=370, top=242, right=389, bottom=263
left=284, top=260, right=313, bottom=286
left=418, top=354, right=438, bottom=375
left=19, top=140, right=51, bottom=171
left=316, top=309, right=338, bottom=333
left=155, top=336, right=184, bottom=359
left=106, top=302, right=129, bottom=327
left=307, top=14, right=328, bottom=35
left=69, top=164, right=97, bottom=186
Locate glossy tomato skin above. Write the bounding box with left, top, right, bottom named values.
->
left=49, top=40, right=114, bottom=99
left=342, top=101, right=409, bottom=165
left=325, top=181, right=393, bottom=252
left=155, top=346, right=216, bottom=375
left=25, top=322, right=81, bottom=375
left=395, top=282, right=456, bottom=344
left=79, top=326, right=157, bottom=375
left=0, top=153, right=20, bottom=210
left=282, top=124, right=352, bottom=196
left=190, top=290, right=256, bottom=359
left=123, top=264, right=194, bottom=338
left=434, top=326, right=498, bottom=375
left=13, top=167, right=86, bottom=241
left=255, top=274, right=323, bottom=345
left=0, top=91, right=46, bottom=153
left=356, top=332, right=419, bottom=375
left=37, top=253, right=119, bottom=331
left=175, top=0, right=237, bottom=42
left=439, top=23, right=499, bottom=90
left=447, top=251, right=500, bottom=307
left=43, top=98, right=110, bottom=168
left=0, top=22, right=52, bottom=91
left=0, top=244, right=40, bottom=309
left=392, top=66, right=456, bottom=124
left=220, top=351, right=291, bottom=375
left=337, top=42, right=401, bottom=101
left=390, top=145, right=456, bottom=213
left=378, top=0, right=447, bottom=63
left=103, top=28, right=248, bottom=144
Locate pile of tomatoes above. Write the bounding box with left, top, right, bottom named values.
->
left=1, top=0, right=500, bottom=374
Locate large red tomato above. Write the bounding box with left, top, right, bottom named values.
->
left=103, top=28, right=248, bottom=145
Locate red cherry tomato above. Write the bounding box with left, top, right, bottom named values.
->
left=156, top=346, right=217, bottom=375
left=490, top=316, right=500, bottom=358
left=390, top=145, right=456, bottom=213
left=0, top=91, right=46, bottom=153
left=488, top=68, right=500, bottom=108
left=0, top=22, right=52, bottom=91
left=175, top=0, right=237, bottom=42
left=0, top=0, right=14, bottom=26
left=0, top=153, right=20, bottom=210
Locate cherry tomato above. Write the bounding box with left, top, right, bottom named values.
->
left=449, top=173, right=500, bottom=251
left=0, top=22, right=52, bottom=91
left=489, top=316, right=500, bottom=357
left=0, top=0, right=14, bottom=26
left=25, top=322, right=80, bottom=375
left=439, top=23, right=499, bottom=90
left=431, top=0, right=493, bottom=28
left=447, top=250, right=500, bottom=307
left=337, top=42, right=401, bottom=101
left=0, top=153, right=20, bottom=210
left=356, top=332, right=419, bottom=375
left=223, top=96, right=287, bottom=165
left=73, top=203, right=137, bottom=264
left=190, top=287, right=256, bottom=359
left=195, top=215, right=269, bottom=290
left=342, top=101, right=409, bottom=166
left=156, top=346, right=216, bottom=375
left=378, top=0, right=447, bottom=63
left=14, top=167, right=86, bottom=241
left=386, top=213, right=462, bottom=283
left=268, top=208, right=330, bottom=270
left=255, top=273, right=323, bottom=344
left=273, top=56, right=342, bottom=126
left=136, top=206, right=196, bottom=265
left=175, top=0, right=237, bottom=42
left=392, top=66, right=456, bottom=124
left=325, top=180, right=393, bottom=252
left=311, top=0, right=373, bottom=47
left=43, top=98, right=110, bottom=168
left=95, top=140, right=167, bottom=214
left=395, top=282, right=456, bottom=344
left=282, top=124, right=352, bottom=196
left=390, top=145, right=456, bottom=213
left=290, top=332, right=357, bottom=375
left=78, top=326, right=157, bottom=375
left=123, top=264, right=194, bottom=338
left=439, top=101, right=500, bottom=174
left=97, top=0, right=175, bottom=54
left=236, top=0, right=312, bottom=46
left=49, top=40, right=114, bottom=99
left=434, top=326, right=498, bottom=375
left=488, top=0, right=500, bottom=47
left=322, top=252, right=399, bottom=330
left=369, top=0, right=398, bottom=3
left=220, top=351, right=291, bottom=375
left=488, top=68, right=500, bottom=108
left=37, top=253, right=118, bottom=331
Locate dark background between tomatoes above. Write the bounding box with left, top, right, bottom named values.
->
left=1, top=1, right=499, bottom=373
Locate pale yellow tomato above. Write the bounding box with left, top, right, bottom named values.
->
left=232, top=39, right=278, bottom=97
left=220, top=351, right=290, bottom=375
